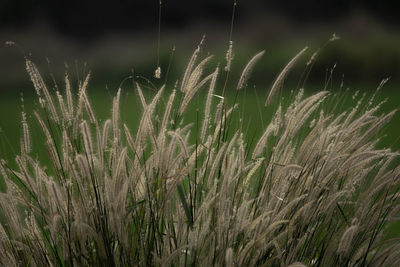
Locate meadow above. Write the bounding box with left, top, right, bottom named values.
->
left=0, top=39, right=400, bottom=266
left=2, top=78, right=400, bottom=165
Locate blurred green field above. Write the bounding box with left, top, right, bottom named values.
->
left=1, top=83, right=399, bottom=166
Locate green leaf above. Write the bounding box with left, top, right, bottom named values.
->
left=177, top=183, right=193, bottom=228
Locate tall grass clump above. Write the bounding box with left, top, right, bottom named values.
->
left=0, top=43, right=400, bottom=266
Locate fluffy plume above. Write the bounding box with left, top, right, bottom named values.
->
left=237, top=50, right=265, bottom=90
left=265, top=47, right=308, bottom=106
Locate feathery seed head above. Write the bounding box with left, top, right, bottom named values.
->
left=225, top=40, right=234, bottom=72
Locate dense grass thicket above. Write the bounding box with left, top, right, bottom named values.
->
left=0, top=42, right=400, bottom=266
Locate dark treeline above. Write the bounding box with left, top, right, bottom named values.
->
left=1, top=0, right=399, bottom=39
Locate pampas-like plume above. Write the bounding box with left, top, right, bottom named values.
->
left=201, top=67, right=219, bottom=142
left=112, top=88, right=121, bottom=141
left=337, top=223, right=359, bottom=258
left=160, top=89, right=176, bottom=135
left=80, top=120, right=94, bottom=156
left=236, top=50, right=265, bottom=90
left=73, top=73, right=91, bottom=138
left=179, top=70, right=214, bottom=115
left=186, top=55, right=213, bottom=93
left=252, top=105, right=280, bottom=159
left=65, top=72, right=74, bottom=120
left=265, top=47, right=308, bottom=106
left=225, top=41, right=234, bottom=72
left=21, top=110, right=30, bottom=154
left=56, top=90, right=68, bottom=124
left=180, top=36, right=205, bottom=93
left=288, top=262, right=307, bottom=267
left=225, top=247, right=234, bottom=267
left=26, top=59, right=59, bottom=122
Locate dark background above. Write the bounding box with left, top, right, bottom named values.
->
left=1, top=1, right=399, bottom=38
left=1, top=0, right=400, bottom=92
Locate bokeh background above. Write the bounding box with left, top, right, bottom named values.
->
left=1, top=0, right=400, bottom=157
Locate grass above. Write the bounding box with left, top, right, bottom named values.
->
left=2, top=84, right=399, bottom=166
left=0, top=42, right=400, bottom=266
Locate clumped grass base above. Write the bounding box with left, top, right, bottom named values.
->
left=0, top=46, right=400, bottom=266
